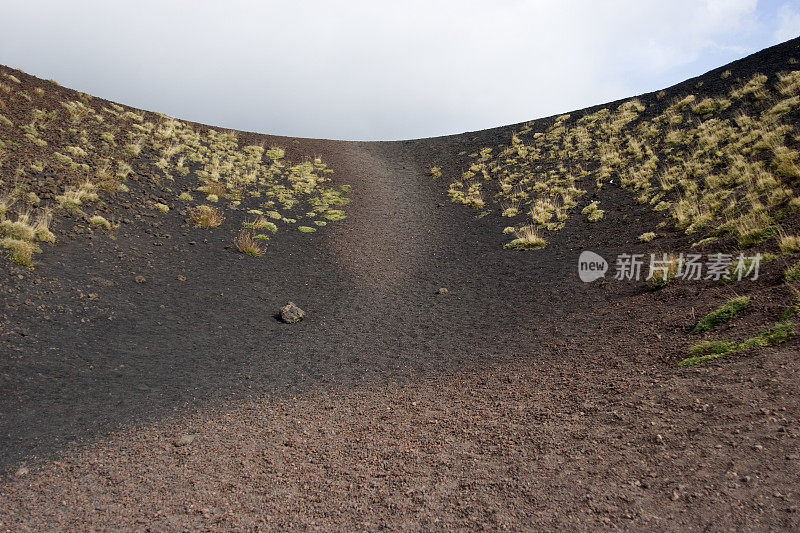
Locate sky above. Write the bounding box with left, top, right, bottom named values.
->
left=0, top=1, right=798, bottom=141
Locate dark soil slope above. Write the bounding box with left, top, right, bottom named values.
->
left=0, top=37, right=799, bottom=530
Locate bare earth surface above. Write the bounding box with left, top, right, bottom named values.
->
left=1, top=320, right=799, bottom=531
left=2, top=40, right=800, bottom=531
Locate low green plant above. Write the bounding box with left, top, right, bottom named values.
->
left=33, top=212, right=55, bottom=243
left=247, top=217, right=278, bottom=232
left=739, top=319, right=796, bottom=350
left=324, top=209, right=346, bottom=221
left=680, top=340, right=737, bottom=366
left=681, top=315, right=796, bottom=366
left=737, top=225, right=777, bottom=249
left=786, top=259, right=800, bottom=282
left=692, top=296, right=750, bottom=334
left=0, top=216, right=35, bottom=241
left=581, top=201, right=604, bottom=221
left=729, top=73, right=768, bottom=99
left=639, top=232, right=656, bottom=242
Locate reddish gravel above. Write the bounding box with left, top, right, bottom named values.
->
left=2, top=315, right=799, bottom=531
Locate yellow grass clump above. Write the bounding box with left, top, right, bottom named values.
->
left=235, top=230, right=264, bottom=256
left=190, top=205, right=224, bottom=228
left=504, top=225, right=547, bottom=250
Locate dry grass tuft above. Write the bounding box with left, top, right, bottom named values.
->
left=189, top=205, right=224, bottom=228
left=504, top=225, right=547, bottom=250
left=235, top=230, right=264, bottom=256
left=0, top=213, right=36, bottom=241
left=0, top=237, right=39, bottom=267
left=778, top=234, right=800, bottom=255
left=33, top=211, right=55, bottom=243
left=56, top=181, right=99, bottom=211
left=777, top=70, right=800, bottom=96
left=89, top=215, right=112, bottom=230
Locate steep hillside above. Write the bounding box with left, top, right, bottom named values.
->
left=0, top=37, right=799, bottom=530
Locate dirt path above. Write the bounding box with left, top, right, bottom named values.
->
left=326, top=142, right=439, bottom=289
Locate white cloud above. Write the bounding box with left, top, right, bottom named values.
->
left=0, top=0, right=777, bottom=140
left=774, top=3, right=800, bottom=43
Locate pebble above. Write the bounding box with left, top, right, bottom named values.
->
left=174, top=434, right=196, bottom=447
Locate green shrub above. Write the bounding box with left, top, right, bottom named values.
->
left=744, top=320, right=795, bottom=349
left=681, top=340, right=737, bottom=365
left=692, top=296, right=750, bottom=333
left=786, top=259, right=800, bottom=282
left=581, top=201, right=604, bottom=221
left=681, top=317, right=795, bottom=366
left=737, top=226, right=777, bottom=249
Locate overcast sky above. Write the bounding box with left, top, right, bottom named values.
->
left=0, top=1, right=798, bottom=141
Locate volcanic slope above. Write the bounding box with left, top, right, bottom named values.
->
left=1, top=37, right=800, bottom=530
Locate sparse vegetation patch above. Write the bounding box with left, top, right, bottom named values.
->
left=692, top=296, right=751, bottom=334
left=0, top=71, right=352, bottom=264
left=438, top=68, right=800, bottom=252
